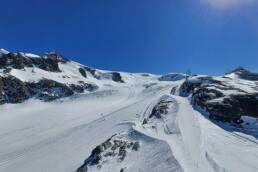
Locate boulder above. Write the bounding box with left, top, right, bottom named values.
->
left=132, top=142, right=140, bottom=151
left=78, top=68, right=87, bottom=78
left=111, top=72, right=124, bottom=83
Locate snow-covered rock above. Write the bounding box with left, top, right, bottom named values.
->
left=226, top=67, right=258, bottom=81
left=77, top=133, right=140, bottom=172
left=0, top=50, right=128, bottom=104
left=177, top=75, right=258, bottom=123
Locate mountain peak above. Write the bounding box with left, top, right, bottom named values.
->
left=226, top=66, right=249, bottom=75
left=0, top=48, right=9, bottom=55
left=226, top=67, right=258, bottom=81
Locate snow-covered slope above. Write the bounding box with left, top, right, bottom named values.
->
left=0, top=50, right=258, bottom=172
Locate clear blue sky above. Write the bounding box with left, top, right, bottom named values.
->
left=1, top=0, right=258, bottom=75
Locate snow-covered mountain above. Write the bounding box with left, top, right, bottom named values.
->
left=0, top=49, right=258, bottom=172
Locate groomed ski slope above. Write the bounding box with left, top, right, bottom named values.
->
left=135, top=94, right=258, bottom=172
left=0, top=73, right=258, bottom=172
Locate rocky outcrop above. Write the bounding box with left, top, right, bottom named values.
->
left=179, top=77, right=225, bottom=97
left=0, top=49, right=102, bottom=103
left=111, top=72, right=124, bottom=83
left=71, top=81, right=98, bottom=93
left=227, top=67, right=258, bottom=81
left=28, top=79, right=98, bottom=101
left=0, top=51, right=69, bottom=72
left=28, top=79, right=74, bottom=101
left=33, top=51, right=69, bottom=72
left=0, top=52, right=33, bottom=69
left=0, top=76, right=30, bottom=104
left=95, top=72, right=124, bottom=83
left=77, top=134, right=140, bottom=172
left=142, top=96, right=176, bottom=126
left=149, top=98, right=173, bottom=119
left=83, top=66, right=98, bottom=78
left=0, top=77, right=4, bottom=104
left=0, top=50, right=105, bottom=104
left=0, top=76, right=98, bottom=104
left=178, top=76, right=258, bottom=124
left=44, top=51, right=70, bottom=64
left=79, top=67, right=123, bottom=82
left=79, top=68, right=87, bottom=78
left=206, top=94, right=258, bottom=123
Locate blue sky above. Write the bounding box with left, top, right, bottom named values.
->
left=1, top=0, right=258, bottom=75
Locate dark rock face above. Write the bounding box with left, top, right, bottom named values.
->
left=28, top=79, right=98, bottom=101
left=149, top=99, right=172, bottom=119
left=98, top=72, right=124, bottom=83
left=0, top=51, right=68, bottom=72
left=120, top=168, right=126, bottom=172
left=0, top=76, right=98, bottom=104
left=38, top=51, right=70, bottom=72
left=84, top=66, right=97, bottom=77
left=69, top=84, right=85, bottom=93
left=1, top=76, right=30, bottom=104
left=111, top=72, right=124, bottom=83
left=77, top=135, right=140, bottom=172
left=77, top=165, right=88, bottom=172
left=206, top=94, right=258, bottom=123
left=0, top=77, right=4, bottom=104
left=142, top=96, right=175, bottom=125
left=132, top=141, right=140, bottom=151
left=170, top=86, right=178, bottom=95
left=179, top=77, right=258, bottom=124
left=79, top=68, right=87, bottom=78
left=76, top=81, right=98, bottom=92
left=28, top=79, right=74, bottom=101
left=0, top=53, right=33, bottom=69
left=39, top=58, right=61, bottom=72
left=80, top=66, right=101, bottom=80
left=179, top=77, right=224, bottom=97
left=44, top=51, right=70, bottom=64
left=192, top=88, right=224, bottom=108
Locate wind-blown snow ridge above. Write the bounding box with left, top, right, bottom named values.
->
left=0, top=49, right=258, bottom=172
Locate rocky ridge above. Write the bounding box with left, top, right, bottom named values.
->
left=176, top=69, right=258, bottom=124
left=0, top=50, right=125, bottom=104
left=77, top=134, right=140, bottom=172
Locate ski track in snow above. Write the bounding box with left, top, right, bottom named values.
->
left=133, top=94, right=258, bottom=172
